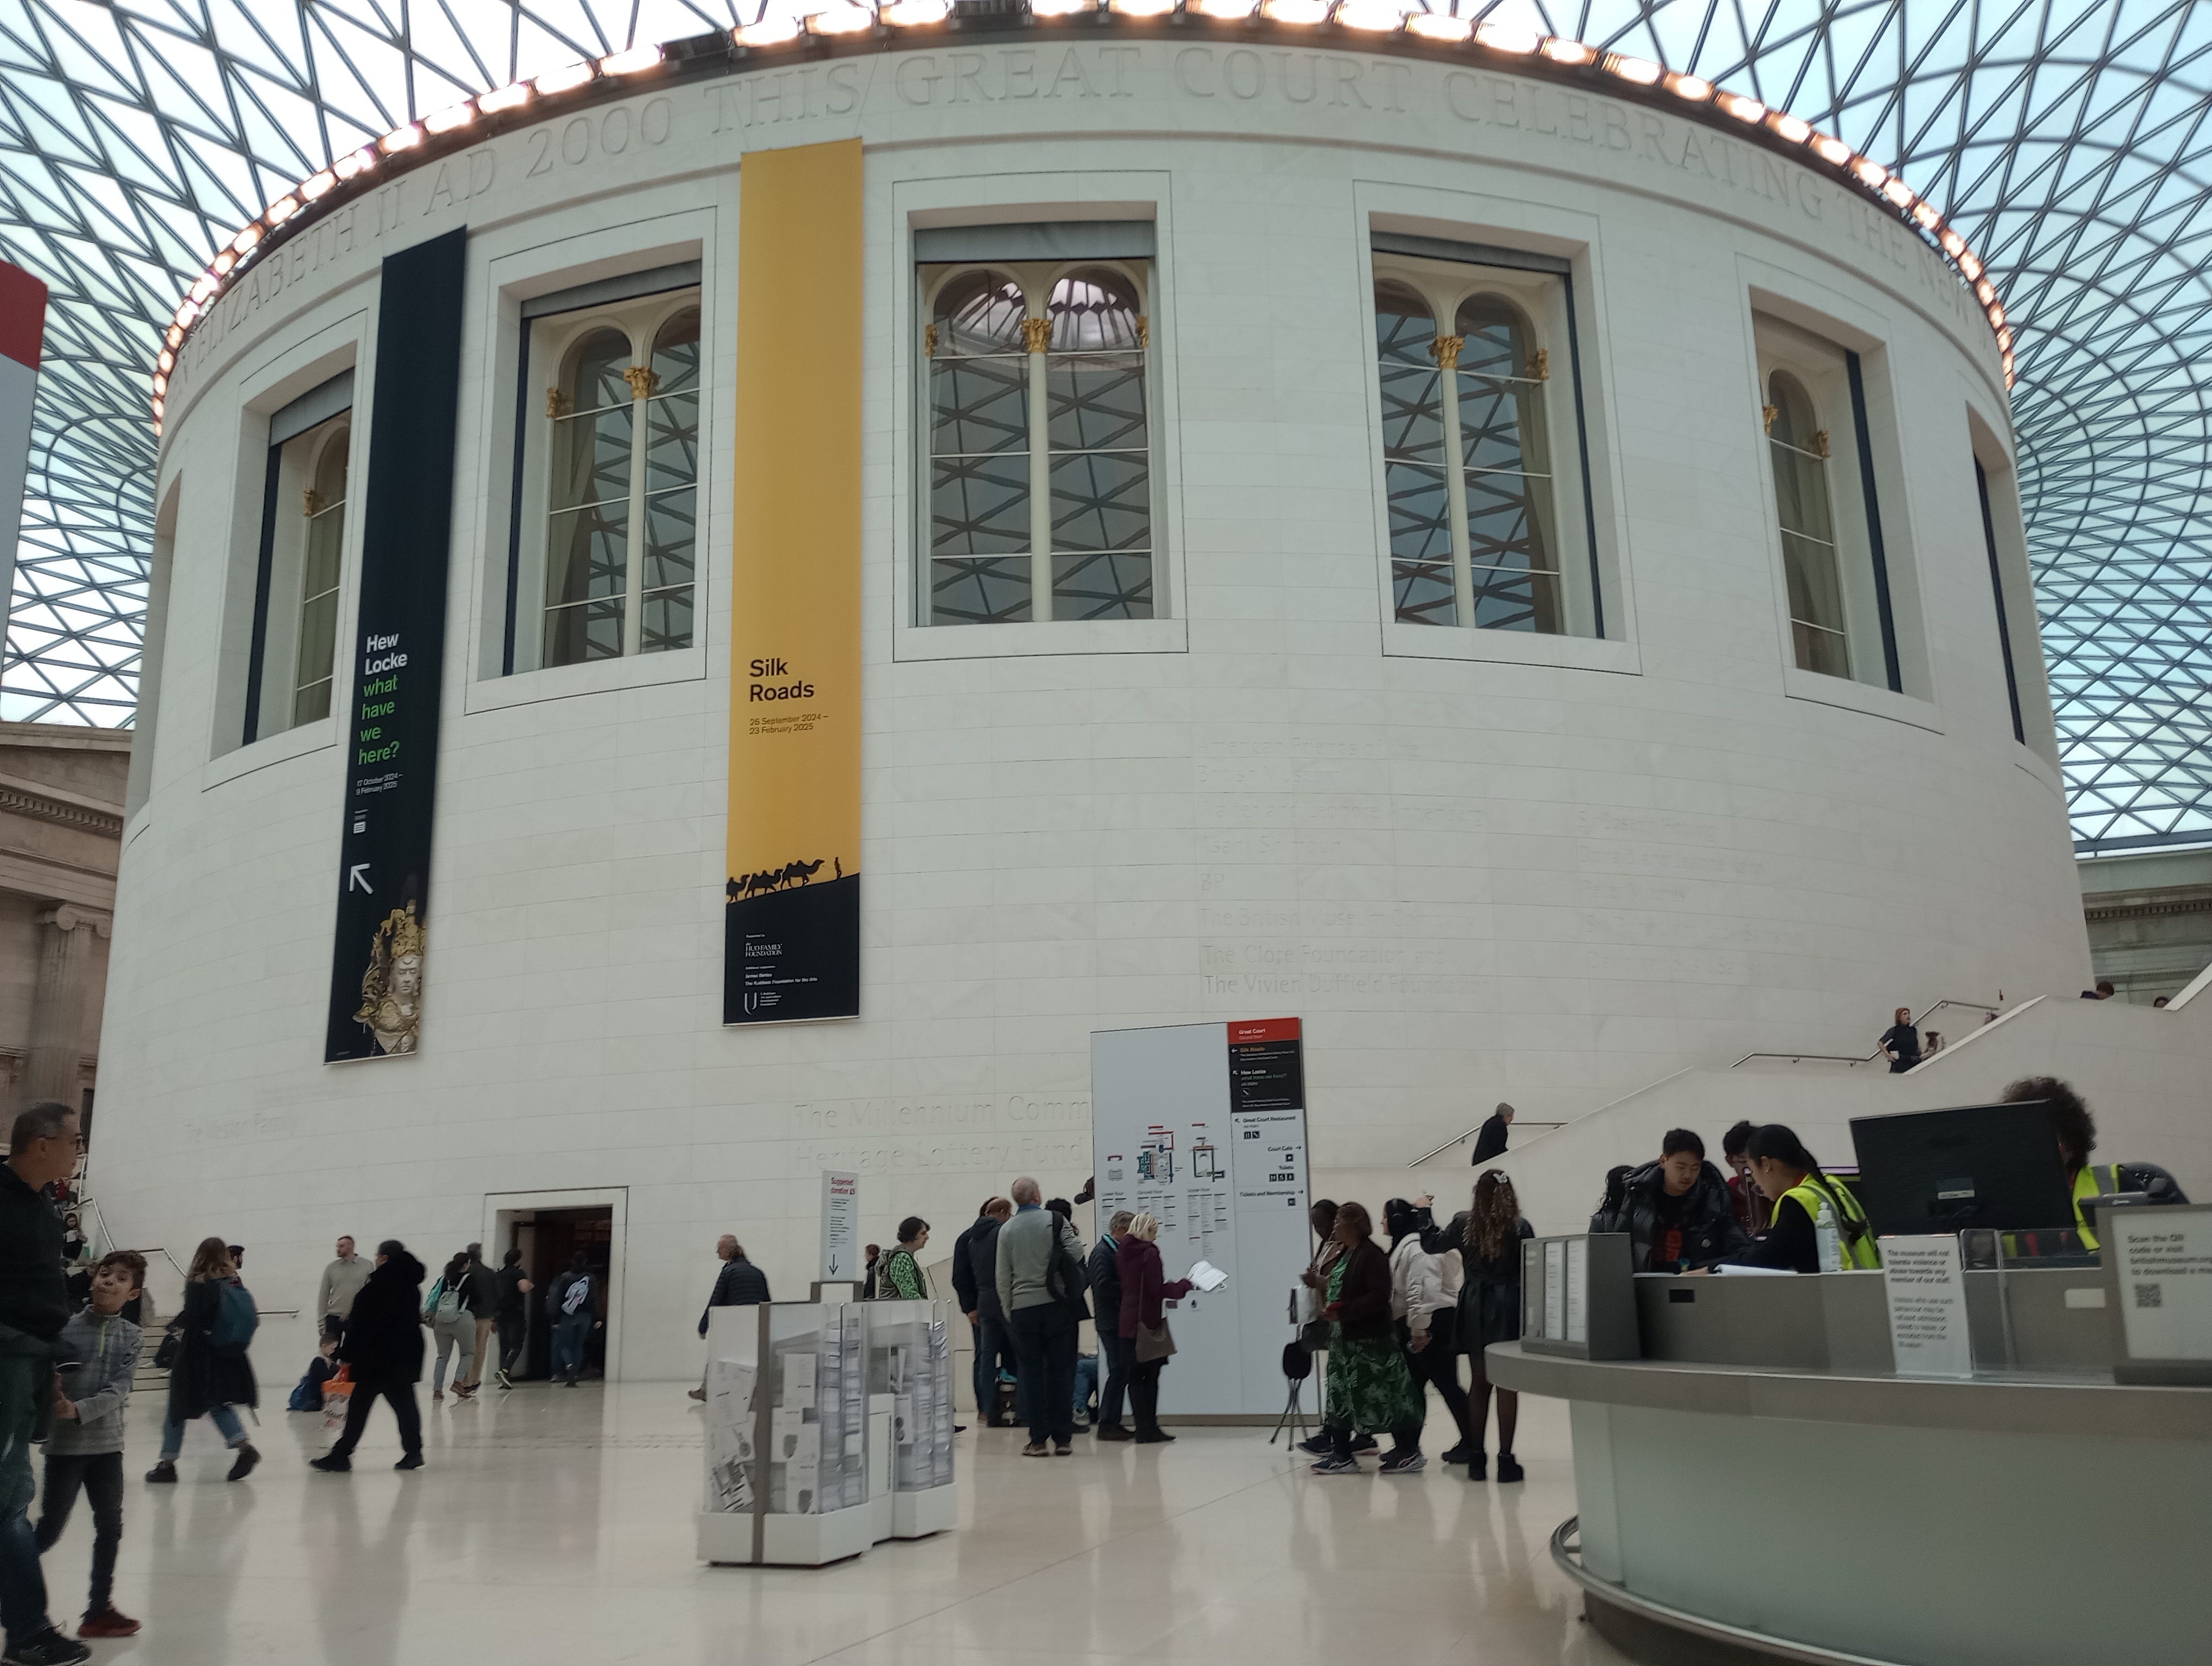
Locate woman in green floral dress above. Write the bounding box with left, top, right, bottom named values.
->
left=1313, top=1202, right=1426, bottom=1474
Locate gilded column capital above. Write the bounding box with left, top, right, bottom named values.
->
left=1021, top=316, right=1052, bottom=354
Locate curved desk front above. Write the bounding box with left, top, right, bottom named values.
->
left=1488, top=1343, right=2211, bottom=1666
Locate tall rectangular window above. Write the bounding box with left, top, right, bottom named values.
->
left=1755, top=315, right=1901, bottom=691
left=504, top=270, right=700, bottom=674
left=245, top=371, right=353, bottom=745
left=921, top=257, right=1153, bottom=623
left=1369, top=246, right=1600, bottom=636
left=1976, top=459, right=2027, bottom=744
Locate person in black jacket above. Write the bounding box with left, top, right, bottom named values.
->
left=690, top=1235, right=771, bottom=1400
left=1590, top=1130, right=1751, bottom=1272
left=146, top=1237, right=259, bottom=1484
left=1086, top=1211, right=1134, bottom=1439
left=1470, top=1103, right=1514, bottom=1166
left=959, top=1200, right=1015, bottom=1426
left=312, top=1242, right=427, bottom=1472
left=0, top=1099, right=92, bottom=1666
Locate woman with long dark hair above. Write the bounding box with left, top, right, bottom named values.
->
left=1707, top=1124, right=1878, bottom=1273
left=145, top=1238, right=259, bottom=1484
left=1310, top=1202, right=1425, bottom=1475
left=1461, top=1171, right=1533, bottom=1482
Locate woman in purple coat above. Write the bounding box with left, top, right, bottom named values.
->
left=1116, top=1213, right=1193, bottom=1445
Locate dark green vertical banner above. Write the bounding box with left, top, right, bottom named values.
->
left=325, top=227, right=467, bottom=1062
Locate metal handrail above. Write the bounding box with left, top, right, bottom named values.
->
left=1731, top=998, right=2004, bottom=1069
left=1409, top=1122, right=1564, bottom=1166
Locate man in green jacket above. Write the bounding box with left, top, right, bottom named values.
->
left=0, top=1099, right=91, bottom=1665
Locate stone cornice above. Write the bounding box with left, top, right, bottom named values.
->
left=0, top=782, right=124, bottom=839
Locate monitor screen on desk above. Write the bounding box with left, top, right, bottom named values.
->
left=1850, top=1101, right=2075, bottom=1236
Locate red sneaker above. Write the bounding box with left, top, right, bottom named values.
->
left=79, top=1607, right=142, bottom=1638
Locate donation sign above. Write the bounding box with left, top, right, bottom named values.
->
left=1881, top=1234, right=1973, bottom=1378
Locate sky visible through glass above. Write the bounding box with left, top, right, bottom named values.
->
left=2, top=0, right=2207, bottom=850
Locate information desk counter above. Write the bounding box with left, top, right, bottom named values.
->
left=1489, top=1341, right=2210, bottom=1666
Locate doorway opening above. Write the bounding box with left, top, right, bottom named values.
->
left=484, top=1188, right=627, bottom=1381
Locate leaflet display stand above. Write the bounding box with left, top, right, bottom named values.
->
left=698, top=1299, right=959, bottom=1567
left=698, top=1301, right=873, bottom=1567
left=871, top=1298, right=957, bottom=1539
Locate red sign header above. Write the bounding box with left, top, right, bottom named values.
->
left=1229, top=1017, right=1300, bottom=1045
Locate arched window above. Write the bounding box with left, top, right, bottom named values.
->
left=545, top=326, right=635, bottom=665
left=1375, top=283, right=1455, bottom=625
left=293, top=422, right=348, bottom=725
left=537, top=295, right=703, bottom=668
left=243, top=371, right=353, bottom=747
left=1455, top=296, right=1559, bottom=633
left=1369, top=255, right=1589, bottom=636
left=1766, top=368, right=1848, bottom=678
left=1044, top=266, right=1149, bottom=619
left=641, top=308, right=700, bottom=653
left=928, top=270, right=1032, bottom=623
left=923, top=259, right=1154, bottom=624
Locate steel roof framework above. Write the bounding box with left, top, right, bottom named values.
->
left=2, top=0, right=2208, bottom=850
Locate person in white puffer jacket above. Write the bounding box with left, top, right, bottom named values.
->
left=1384, top=1197, right=1474, bottom=1466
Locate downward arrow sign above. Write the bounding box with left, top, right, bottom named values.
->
left=348, top=863, right=373, bottom=894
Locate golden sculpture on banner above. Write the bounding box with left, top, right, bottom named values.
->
left=354, top=901, right=425, bottom=1055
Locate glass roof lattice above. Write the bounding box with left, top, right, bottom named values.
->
left=2, top=0, right=2207, bottom=852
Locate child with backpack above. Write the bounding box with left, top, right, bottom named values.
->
left=145, top=1238, right=260, bottom=1484
left=36, top=1251, right=148, bottom=1639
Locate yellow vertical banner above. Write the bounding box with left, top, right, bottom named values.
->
left=724, top=138, right=863, bottom=1024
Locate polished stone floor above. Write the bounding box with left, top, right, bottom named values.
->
left=38, top=1383, right=1632, bottom=1665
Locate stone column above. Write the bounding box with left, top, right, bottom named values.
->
left=22, top=905, right=107, bottom=1110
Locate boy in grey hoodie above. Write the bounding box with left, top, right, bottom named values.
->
left=35, top=1251, right=146, bottom=1640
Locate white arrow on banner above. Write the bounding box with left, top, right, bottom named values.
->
left=347, top=863, right=373, bottom=893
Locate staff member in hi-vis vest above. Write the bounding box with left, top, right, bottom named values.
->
left=1698, top=1124, right=1880, bottom=1274
left=2002, top=1075, right=2125, bottom=1252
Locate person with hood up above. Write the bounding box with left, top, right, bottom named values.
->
left=1589, top=1129, right=1750, bottom=1272
left=312, top=1240, right=427, bottom=1472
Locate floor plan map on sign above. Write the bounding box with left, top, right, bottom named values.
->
left=1091, top=1017, right=1311, bottom=1415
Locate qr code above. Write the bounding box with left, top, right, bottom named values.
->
left=2134, top=1282, right=2164, bottom=1310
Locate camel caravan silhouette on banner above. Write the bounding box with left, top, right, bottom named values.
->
left=726, top=857, right=842, bottom=900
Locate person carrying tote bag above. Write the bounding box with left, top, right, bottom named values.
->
left=1116, top=1213, right=1192, bottom=1445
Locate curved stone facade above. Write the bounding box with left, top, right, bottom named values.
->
left=107, top=31, right=2085, bottom=1377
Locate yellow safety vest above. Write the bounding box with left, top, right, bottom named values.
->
left=2070, top=1164, right=2120, bottom=1252
left=1780, top=1174, right=1881, bottom=1270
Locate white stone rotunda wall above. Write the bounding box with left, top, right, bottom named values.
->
left=104, top=34, right=2088, bottom=1382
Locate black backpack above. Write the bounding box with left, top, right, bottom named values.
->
left=1044, top=1221, right=1090, bottom=1318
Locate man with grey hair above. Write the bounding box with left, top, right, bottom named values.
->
left=1086, top=1210, right=1136, bottom=1439
left=1471, top=1103, right=1515, bottom=1167
left=0, top=1100, right=91, bottom=1665
left=995, top=1177, right=1087, bottom=1455
left=691, top=1234, right=770, bottom=1400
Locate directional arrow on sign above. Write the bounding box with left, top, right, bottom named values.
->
left=348, top=864, right=373, bottom=893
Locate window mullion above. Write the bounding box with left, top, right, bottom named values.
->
left=623, top=373, right=648, bottom=657
left=1437, top=338, right=1474, bottom=628
left=1027, top=319, right=1052, bottom=623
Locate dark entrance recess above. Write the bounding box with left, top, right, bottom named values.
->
left=507, top=1206, right=613, bottom=1381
